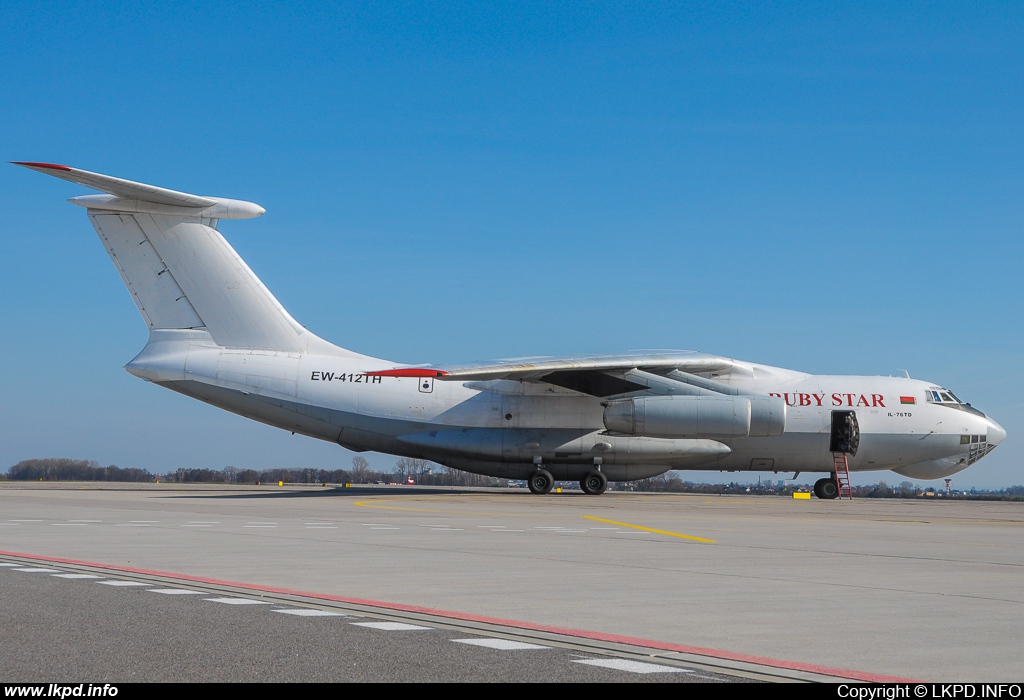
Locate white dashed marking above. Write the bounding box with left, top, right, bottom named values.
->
left=204, top=597, right=271, bottom=605
left=573, top=659, right=691, bottom=674
left=0, top=563, right=22, bottom=567
left=8, top=519, right=42, bottom=522
left=148, top=589, right=204, bottom=595
left=97, top=581, right=150, bottom=587
left=453, top=639, right=550, bottom=650
left=272, top=609, right=352, bottom=617
left=352, top=621, right=431, bottom=631
left=52, top=574, right=102, bottom=579
left=13, top=568, right=60, bottom=573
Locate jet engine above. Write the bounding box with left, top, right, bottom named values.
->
left=603, top=395, right=786, bottom=439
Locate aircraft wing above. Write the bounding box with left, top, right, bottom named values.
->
left=366, top=352, right=762, bottom=397
left=432, top=352, right=744, bottom=380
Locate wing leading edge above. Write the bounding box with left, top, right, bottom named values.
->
left=365, top=352, right=783, bottom=393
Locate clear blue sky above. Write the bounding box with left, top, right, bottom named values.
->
left=2, top=2, right=1021, bottom=488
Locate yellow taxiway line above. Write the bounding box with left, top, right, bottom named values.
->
left=352, top=499, right=716, bottom=542
left=582, top=515, right=716, bottom=543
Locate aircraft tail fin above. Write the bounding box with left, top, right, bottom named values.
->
left=16, top=162, right=333, bottom=354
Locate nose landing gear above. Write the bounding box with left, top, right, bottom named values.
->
left=814, top=477, right=839, bottom=500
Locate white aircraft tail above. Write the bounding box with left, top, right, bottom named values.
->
left=17, top=162, right=347, bottom=355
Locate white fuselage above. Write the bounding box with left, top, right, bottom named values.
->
left=127, top=329, right=1005, bottom=483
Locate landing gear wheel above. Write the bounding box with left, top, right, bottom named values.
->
left=580, top=471, right=608, bottom=495
left=528, top=469, right=554, bottom=495
left=814, top=477, right=838, bottom=500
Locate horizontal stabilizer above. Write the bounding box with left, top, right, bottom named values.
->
left=13, top=162, right=264, bottom=219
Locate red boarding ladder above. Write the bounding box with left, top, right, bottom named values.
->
left=832, top=453, right=853, bottom=499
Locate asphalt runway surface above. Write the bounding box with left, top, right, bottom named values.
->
left=0, top=563, right=736, bottom=683
left=1, top=482, right=1022, bottom=682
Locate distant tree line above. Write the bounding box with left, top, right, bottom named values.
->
left=4, top=456, right=506, bottom=488
left=7, top=458, right=152, bottom=482
left=5, top=458, right=1022, bottom=499
left=390, top=458, right=506, bottom=487
left=626, top=473, right=1024, bottom=501
left=164, top=467, right=356, bottom=484
left=155, top=458, right=507, bottom=486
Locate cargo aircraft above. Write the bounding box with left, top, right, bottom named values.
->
left=17, top=162, right=1006, bottom=498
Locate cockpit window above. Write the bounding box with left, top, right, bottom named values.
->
left=925, top=387, right=985, bottom=417
left=926, top=388, right=963, bottom=405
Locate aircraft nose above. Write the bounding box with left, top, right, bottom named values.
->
left=987, top=418, right=1007, bottom=446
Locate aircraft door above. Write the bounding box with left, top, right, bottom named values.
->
left=830, top=411, right=860, bottom=456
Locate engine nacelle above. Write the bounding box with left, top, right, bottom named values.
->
left=603, top=395, right=786, bottom=439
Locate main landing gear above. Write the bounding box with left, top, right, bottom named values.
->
left=813, top=476, right=839, bottom=500
left=527, top=469, right=609, bottom=495
left=528, top=469, right=554, bottom=495
left=580, top=470, right=608, bottom=495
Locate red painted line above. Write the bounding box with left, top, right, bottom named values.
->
left=11, top=161, right=72, bottom=171
left=0, top=548, right=919, bottom=683
left=364, top=368, right=449, bottom=378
